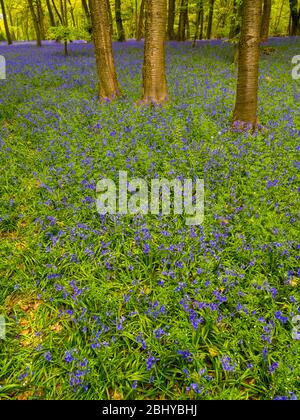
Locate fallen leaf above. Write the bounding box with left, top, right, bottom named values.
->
left=50, top=323, right=63, bottom=333
left=15, top=242, right=28, bottom=250
left=245, top=378, right=256, bottom=385
left=20, top=329, right=31, bottom=336
left=290, top=278, right=298, bottom=288
left=108, top=389, right=124, bottom=400
left=17, top=391, right=34, bottom=400
left=208, top=348, right=219, bottom=357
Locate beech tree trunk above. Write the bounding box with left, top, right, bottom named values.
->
left=68, top=0, right=76, bottom=27
left=28, top=0, right=42, bottom=47
left=37, top=0, right=45, bottom=40
left=8, top=8, right=16, bottom=41
left=115, top=0, right=126, bottom=41
left=199, top=0, right=204, bottom=40
left=60, top=0, right=69, bottom=55
left=142, top=0, right=168, bottom=104
left=0, top=0, right=12, bottom=45
left=107, top=0, right=113, bottom=35
left=193, top=0, right=203, bottom=46
left=261, top=0, right=272, bottom=41
left=229, top=0, right=239, bottom=39
left=90, top=0, right=121, bottom=101
left=82, top=0, right=91, bottom=22
left=274, top=0, right=284, bottom=33
left=206, top=0, right=215, bottom=39
left=167, top=0, right=176, bottom=40
left=136, top=0, right=145, bottom=41
left=46, top=0, right=56, bottom=26
left=185, top=4, right=190, bottom=39
left=289, top=0, right=300, bottom=35
left=177, top=0, right=188, bottom=41
left=233, top=0, right=262, bottom=128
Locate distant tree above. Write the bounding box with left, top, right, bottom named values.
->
left=68, top=0, right=76, bottom=27
left=136, top=0, right=145, bottom=40
left=229, top=0, right=241, bottom=40
left=90, top=0, right=121, bottom=101
left=274, top=0, right=285, bottom=33
left=289, top=0, right=300, bottom=35
left=50, top=0, right=70, bottom=55
left=177, top=0, right=188, bottom=41
left=0, top=0, right=12, bottom=45
left=49, top=0, right=87, bottom=55
left=167, top=0, right=176, bottom=40
left=193, top=0, right=204, bottom=46
left=107, top=0, right=113, bottom=35
left=28, top=0, right=43, bottom=47
left=115, top=0, right=125, bottom=41
left=206, top=0, right=215, bottom=39
left=261, top=0, right=272, bottom=41
left=46, top=0, right=56, bottom=27
left=233, top=0, right=262, bottom=128
left=37, top=0, right=46, bottom=40
left=82, top=0, right=91, bottom=23
left=142, top=0, right=168, bottom=104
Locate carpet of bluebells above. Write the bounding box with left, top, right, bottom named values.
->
left=0, top=38, right=299, bottom=400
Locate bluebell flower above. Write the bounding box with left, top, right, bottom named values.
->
left=177, top=350, right=193, bottom=362
left=262, top=347, right=268, bottom=360
left=146, top=355, right=157, bottom=371
left=268, top=362, right=279, bottom=374
left=220, top=356, right=236, bottom=372
left=64, top=350, right=75, bottom=363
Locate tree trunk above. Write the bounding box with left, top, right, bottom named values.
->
left=60, top=0, right=67, bottom=25
left=193, top=0, right=203, bottom=46
left=52, top=0, right=63, bottom=23
left=206, top=0, right=215, bottom=39
left=82, top=0, right=91, bottom=21
left=0, top=0, right=12, bottom=45
left=167, top=0, right=176, bottom=40
left=199, top=0, right=204, bottom=40
left=177, top=0, right=188, bottom=41
left=28, top=0, right=42, bottom=47
left=233, top=0, right=262, bottom=129
left=46, top=0, right=56, bottom=26
left=37, top=0, right=45, bottom=40
left=185, top=3, right=190, bottom=39
left=68, top=0, right=76, bottom=27
left=193, top=9, right=200, bottom=46
left=229, top=0, right=238, bottom=39
left=115, top=0, right=126, bottom=41
left=142, top=0, right=168, bottom=104
left=274, top=0, right=284, bottom=33
left=261, top=0, right=272, bottom=41
left=107, top=0, right=113, bottom=35
left=134, top=0, right=138, bottom=36
left=90, top=0, right=121, bottom=101
left=289, top=0, right=300, bottom=36
left=136, top=0, right=145, bottom=41
left=8, top=7, right=16, bottom=41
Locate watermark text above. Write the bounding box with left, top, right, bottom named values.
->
left=0, top=55, right=6, bottom=80
left=96, top=172, right=204, bottom=226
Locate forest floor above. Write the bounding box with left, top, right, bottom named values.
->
left=0, top=38, right=299, bottom=400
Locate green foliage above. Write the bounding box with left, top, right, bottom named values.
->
left=47, top=25, right=91, bottom=43
left=0, top=0, right=294, bottom=42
